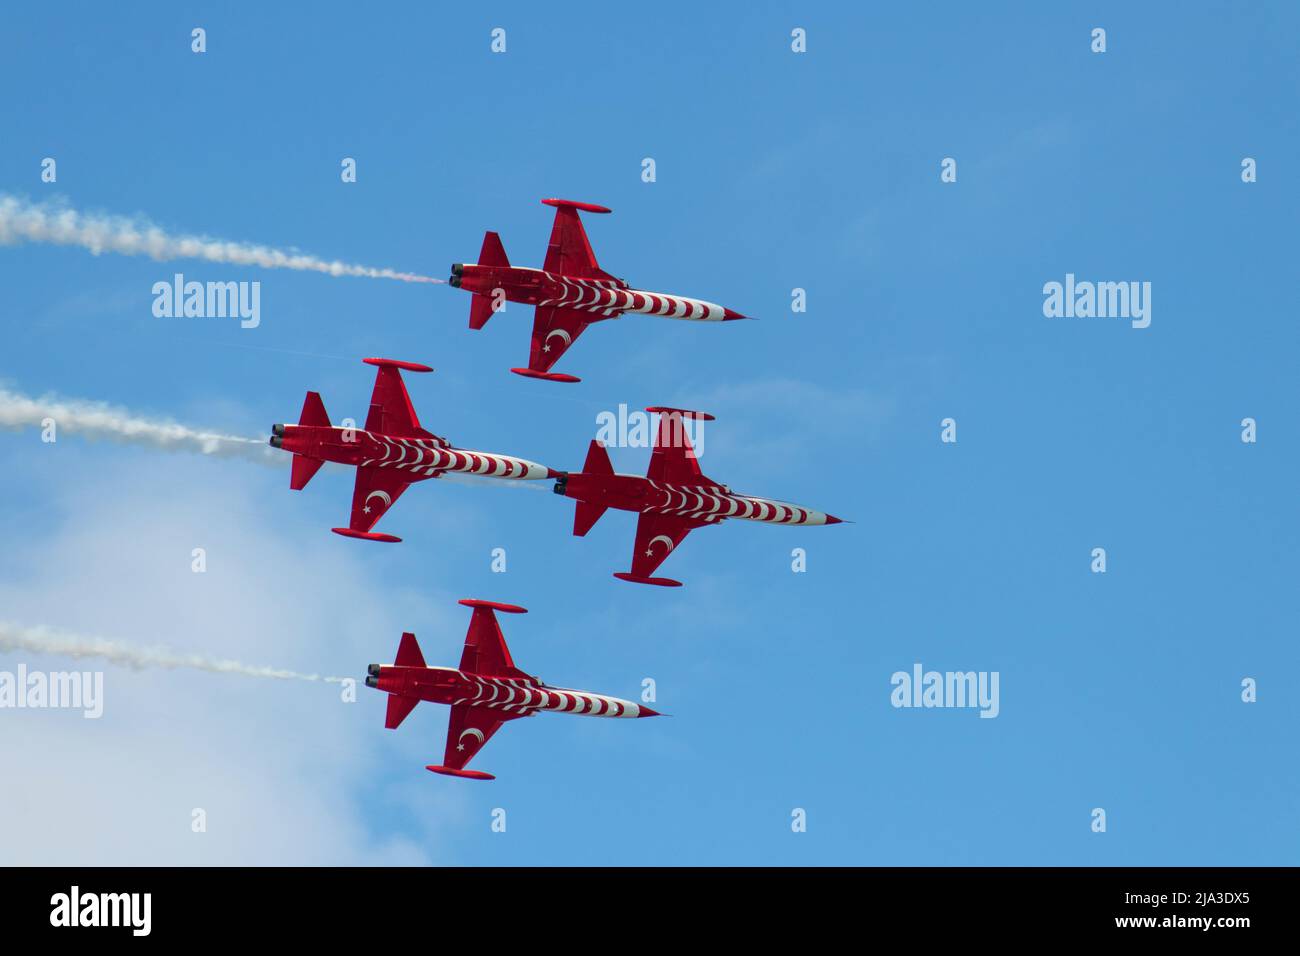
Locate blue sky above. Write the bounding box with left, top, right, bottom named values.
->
left=1, top=2, right=1297, bottom=864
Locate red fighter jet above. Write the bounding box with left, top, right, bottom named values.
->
left=366, top=599, right=659, bottom=780
left=270, top=358, right=556, bottom=542
left=554, top=408, right=844, bottom=587
left=449, top=198, right=750, bottom=383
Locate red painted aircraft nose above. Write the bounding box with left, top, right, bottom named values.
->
left=824, top=515, right=843, bottom=525
left=722, top=308, right=749, bottom=321
left=638, top=705, right=661, bottom=718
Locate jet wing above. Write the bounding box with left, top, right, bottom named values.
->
left=523, top=305, right=592, bottom=376
left=362, top=358, right=440, bottom=439
left=458, top=601, right=531, bottom=679
left=441, top=703, right=527, bottom=774
left=345, top=466, right=411, bottom=536
left=542, top=202, right=607, bottom=278
left=646, top=408, right=714, bottom=485
left=623, top=511, right=711, bottom=584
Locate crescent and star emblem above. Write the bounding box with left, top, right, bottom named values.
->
left=644, top=534, right=676, bottom=557
left=456, top=727, right=485, bottom=753
left=542, top=329, right=572, bottom=354
left=362, top=489, right=392, bottom=515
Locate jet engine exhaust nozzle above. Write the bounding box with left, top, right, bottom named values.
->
left=364, top=675, right=378, bottom=689
left=367, top=663, right=381, bottom=677
left=552, top=473, right=569, bottom=496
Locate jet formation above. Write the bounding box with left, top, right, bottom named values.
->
left=272, top=370, right=842, bottom=587
left=264, top=198, right=846, bottom=779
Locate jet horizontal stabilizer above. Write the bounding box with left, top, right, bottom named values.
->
left=385, top=693, right=418, bottom=730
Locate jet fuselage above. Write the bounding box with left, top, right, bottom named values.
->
left=557, top=470, right=842, bottom=527
left=271, top=424, right=553, bottom=481
left=367, top=664, right=656, bottom=719
left=453, top=264, right=745, bottom=323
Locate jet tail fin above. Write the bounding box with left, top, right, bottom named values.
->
left=583, top=439, right=614, bottom=475
left=468, top=232, right=509, bottom=330
left=298, top=391, right=330, bottom=428
left=290, top=455, right=324, bottom=491
left=395, top=631, right=426, bottom=668
left=382, top=632, right=426, bottom=729
left=478, top=231, right=509, bottom=268
left=573, top=501, right=608, bottom=537
left=385, top=694, right=418, bottom=730
left=571, top=441, right=613, bottom=535
left=288, top=391, right=330, bottom=490
left=469, top=294, right=496, bottom=331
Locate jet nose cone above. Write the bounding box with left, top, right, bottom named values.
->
left=824, top=514, right=844, bottom=525
left=722, top=308, right=749, bottom=321
left=637, top=705, right=661, bottom=718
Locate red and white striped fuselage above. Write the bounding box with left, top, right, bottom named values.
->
left=561, top=471, right=841, bottom=527
left=372, top=664, right=654, bottom=719
left=457, top=265, right=744, bottom=323
left=274, top=424, right=554, bottom=481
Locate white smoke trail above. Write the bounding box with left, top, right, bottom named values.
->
left=0, top=386, right=548, bottom=489
left=0, top=621, right=347, bottom=683
left=0, top=194, right=442, bottom=284
left=0, top=386, right=279, bottom=466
